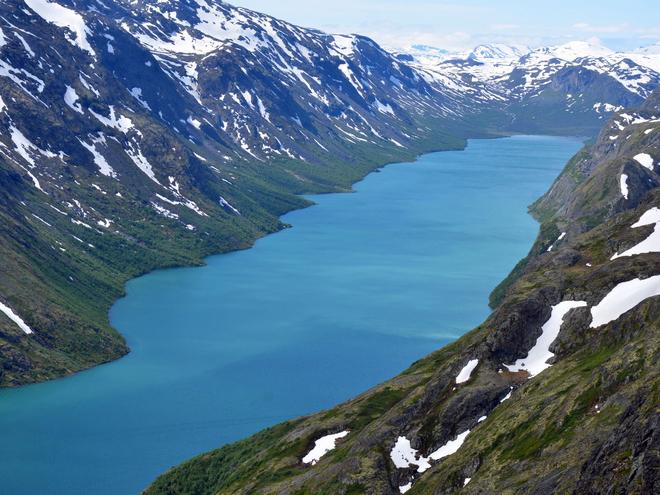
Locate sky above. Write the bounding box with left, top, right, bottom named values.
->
left=225, top=0, right=660, bottom=52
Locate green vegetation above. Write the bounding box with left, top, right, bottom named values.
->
left=489, top=219, right=560, bottom=308
left=146, top=419, right=304, bottom=495
left=529, top=147, right=591, bottom=223
left=348, top=386, right=415, bottom=430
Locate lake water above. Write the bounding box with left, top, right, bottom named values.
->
left=0, top=136, right=582, bottom=494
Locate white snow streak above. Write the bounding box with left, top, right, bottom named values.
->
left=620, top=174, right=629, bottom=199
left=126, top=142, right=160, bottom=184
left=64, top=86, right=84, bottom=114
left=302, top=431, right=349, bottom=465
left=78, top=135, right=116, bottom=178
left=89, top=106, right=134, bottom=133
left=612, top=207, right=660, bottom=259
left=590, top=275, right=660, bottom=328
left=455, top=359, right=479, bottom=384
left=23, top=0, right=95, bottom=56
left=0, top=300, right=33, bottom=334
left=507, top=301, right=588, bottom=377
left=130, top=87, right=151, bottom=110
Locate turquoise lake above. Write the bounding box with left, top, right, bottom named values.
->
left=0, top=135, right=582, bottom=494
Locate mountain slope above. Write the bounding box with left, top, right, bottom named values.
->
left=0, top=0, right=474, bottom=386
left=143, top=88, right=660, bottom=495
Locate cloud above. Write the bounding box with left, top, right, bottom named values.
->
left=355, top=25, right=473, bottom=50
left=228, top=0, right=653, bottom=53
left=491, top=24, right=521, bottom=30
left=571, top=22, right=627, bottom=33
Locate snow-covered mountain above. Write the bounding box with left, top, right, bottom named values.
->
left=398, top=41, right=660, bottom=133
left=634, top=42, right=660, bottom=55
left=468, top=43, right=530, bottom=60
left=536, top=40, right=615, bottom=60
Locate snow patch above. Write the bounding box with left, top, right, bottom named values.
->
left=9, top=126, right=56, bottom=166
left=302, top=431, right=349, bottom=465
left=130, top=87, right=151, bottom=110
left=89, top=106, right=134, bottom=133
left=373, top=98, right=394, bottom=115
left=126, top=142, right=160, bottom=184
left=455, top=359, right=479, bottom=384
left=23, top=0, right=95, bottom=56
left=0, top=300, right=33, bottom=334
left=187, top=116, right=202, bottom=129
left=399, top=482, right=412, bottom=494
left=64, top=86, right=84, bottom=114
left=330, top=35, right=356, bottom=57
left=78, top=135, right=116, bottom=178
left=506, top=301, right=588, bottom=376
left=620, top=174, right=629, bottom=199
left=31, top=213, right=51, bottom=227
left=590, top=275, right=660, bottom=328
left=219, top=196, right=240, bottom=215
left=390, top=430, right=472, bottom=477
left=71, top=218, right=92, bottom=229
left=427, top=430, right=471, bottom=460
left=612, top=207, right=660, bottom=259
left=14, top=33, right=35, bottom=58
left=547, top=232, right=566, bottom=252
left=633, top=153, right=654, bottom=170
left=391, top=436, right=432, bottom=471
left=151, top=202, right=179, bottom=219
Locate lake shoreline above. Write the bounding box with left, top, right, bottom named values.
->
left=0, top=135, right=584, bottom=495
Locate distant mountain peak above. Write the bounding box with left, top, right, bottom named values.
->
left=541, top=40, right=615, bottom=61
left=467, top=43, right=531, bottom=60
left=634, top=42, right=660, bottom=55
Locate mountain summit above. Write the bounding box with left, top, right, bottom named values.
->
left=468, top=43, right=531, bottom=60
